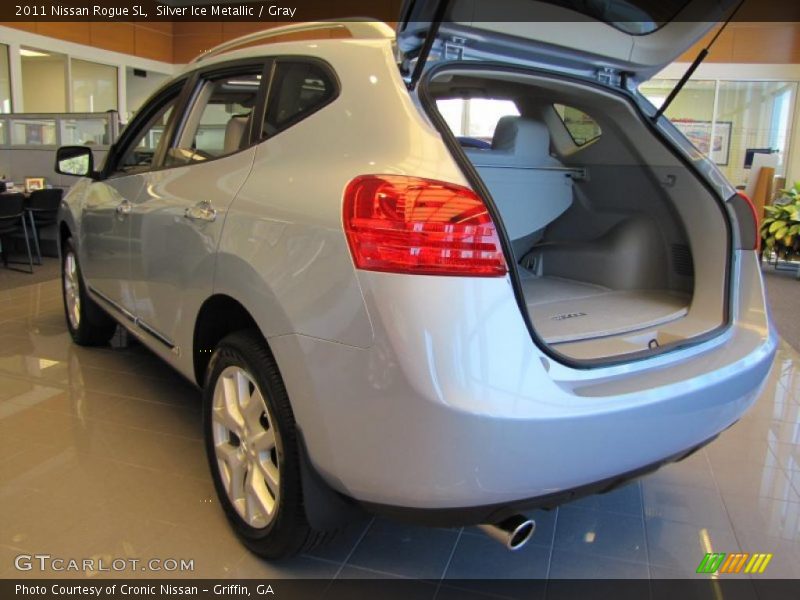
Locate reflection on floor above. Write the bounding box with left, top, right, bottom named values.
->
left=1, top=277, right=799, bottom=583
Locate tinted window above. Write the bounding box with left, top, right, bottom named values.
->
left=116, top=90, right=180, bottom=174
left=263, top=62, right=335, bottom=137
left=554, top=104, right=602, bottom=146
left=167, top=71, right=262, bottom=166
left=540, top=0, right=691, bottom=34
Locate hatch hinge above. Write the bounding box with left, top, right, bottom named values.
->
left=443, top=36, right=466, bottom=61
left=596, top=67, right=623, bottom=88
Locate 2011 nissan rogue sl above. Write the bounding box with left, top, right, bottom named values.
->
left=55, top=0, right=776, bottom=558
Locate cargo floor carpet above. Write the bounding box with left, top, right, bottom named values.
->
left=522, top=275, right=690, bottom=344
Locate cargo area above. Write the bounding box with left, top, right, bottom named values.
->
left=427, top=68, right=731, bottom=361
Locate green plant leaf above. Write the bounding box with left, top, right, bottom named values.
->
left=775, top=226, right=788, bottom=239
left=769, top=220, right=786, bottom=233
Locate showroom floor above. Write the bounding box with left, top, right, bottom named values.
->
left=1, top=268, right=800, bottom=585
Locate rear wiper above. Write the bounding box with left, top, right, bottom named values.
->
left=653, top=0, right=745, bottom=121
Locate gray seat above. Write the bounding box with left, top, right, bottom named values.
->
left=464, top=116, right=573, bottom=242
left=223, top=114, right=251, bottom=155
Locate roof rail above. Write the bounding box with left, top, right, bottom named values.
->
left=190, top=19, right=395, bottom=63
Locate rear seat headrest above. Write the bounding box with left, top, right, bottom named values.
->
left=492, top=116, right=553, bottom=160
left=223, top=114, right=250, bottom=154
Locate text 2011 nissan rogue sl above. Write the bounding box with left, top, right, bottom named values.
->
left=55, top=0, right=776, bottom=557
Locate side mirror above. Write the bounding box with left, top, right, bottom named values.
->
left=55, top=146, right=97, bottom=178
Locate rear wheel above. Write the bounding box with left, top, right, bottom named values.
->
left=203, top=330, right=330, bottom=558
left=61, top=238, right=116, bottom=346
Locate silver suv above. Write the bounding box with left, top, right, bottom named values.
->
left=56, top=3, right=776, bottom=558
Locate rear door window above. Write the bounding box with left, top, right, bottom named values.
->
left=167, top=69, right=265, bottom=166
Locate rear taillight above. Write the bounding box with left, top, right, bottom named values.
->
left=343, top=175, right=507, bottom=277
left=734, top=191, right=760, bottom=251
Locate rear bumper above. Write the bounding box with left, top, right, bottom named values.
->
left=358, top=434, right=718, bottom=526
left=268, top=252, right=776, bottom=518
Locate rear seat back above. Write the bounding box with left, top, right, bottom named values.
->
left=464, top=116, right=573, bottom=242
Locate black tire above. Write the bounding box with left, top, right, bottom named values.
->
left=203, top=330, right=329, bottom=559
left=61, top=238, right=117, bottom=346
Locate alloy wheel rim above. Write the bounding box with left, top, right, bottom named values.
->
left=64, top=251, right=81, bottom=330
left=211, top=365, right=281, bottom=529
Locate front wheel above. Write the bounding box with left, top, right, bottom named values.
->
left=203, top=330, right=332, bottom=558
left=61, top=238, right=116, bottom=346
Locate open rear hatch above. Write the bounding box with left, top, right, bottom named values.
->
left=398, top=0, right=738, bottom=363
left=397, top=0, right=737, bottom=86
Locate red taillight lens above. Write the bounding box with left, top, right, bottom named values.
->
left=343, top=175, right=507, bottom=277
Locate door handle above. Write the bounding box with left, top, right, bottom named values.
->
left=116, top=200, right=132, bottom=215
left=184, top=201, right=217, bottom=223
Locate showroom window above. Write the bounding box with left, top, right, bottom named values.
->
left=60, top=116, right=112, bottom=146
left=262, top=61, right=337, bottom=137
left=20, top=47, right=67, bottom=113
left=72, top=58, right=118, bottom=112
left=0, top=44, right=11, bottom=113
left=436, top=98, right=520, bottom=142
left=640, top=79, right=798, bottom=186
left=10, top=117, right=56, bottom=145
left=168, top=71, right=263, bottom=166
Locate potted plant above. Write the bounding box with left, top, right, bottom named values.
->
left=761, top=182, right=800, bottom=261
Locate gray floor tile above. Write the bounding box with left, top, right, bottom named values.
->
left=705, top=434, right=775, bottom=470
left=444, top=532, right=550, bottom=579
left=723, top=493, right=800, bottom=542
left=553, top=506, right=646, bottom=564
left=548, top=549, right=647, bottom=579
left=646, top=516, right=740, bottom=574
left=643, top=457, right=718, bottom=491
left=783, top=468, right=800, bottom=498
left=712, top=463, right=798, bottom=502
left=643, top=481, right=731, bottom=529
left=233, top=552, right=340, bottom=579
left=345, top=519, right=459, bottom=579
left=303, top=517, right=372, bottom=563
left=566, top=481, right=643, bottom=516
left=769, top=441, right=800, bottom=472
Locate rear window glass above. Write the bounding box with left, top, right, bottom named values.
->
left=541, top=0, right=691, bottom=35
left=554, top=104, right=602, bottom=146
left=263, top=61, right=336, bottom=137
left=436, top=98, right=520, bottom=144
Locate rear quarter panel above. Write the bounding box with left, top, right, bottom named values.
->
left=215, top=39, right=470, bottom=348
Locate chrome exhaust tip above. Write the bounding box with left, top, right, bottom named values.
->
left=477, top=515, right=536, bottom=551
